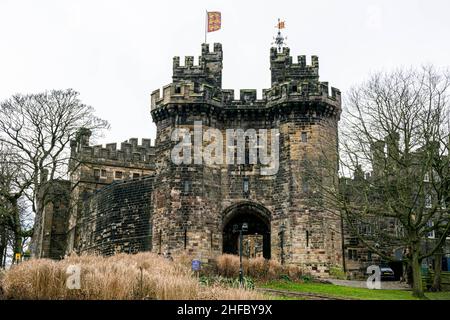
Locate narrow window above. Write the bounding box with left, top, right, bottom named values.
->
left=101, top=169, right=107, bottom=178
left=94, top=169, right=100, bottom=179
left=115, top=171, right=123, bottom=179
left=243, top=177, right=249, bottom=194
left=306, top=230, right=310, bottom=248
left=184, top=229, right=187, bottom=250
left=425, top=194, right=432, bottom=208
left=194, top=82, right=200, bottom=93
left=301, top=132, right=308, bottom=143
left=183, top=180, right=191, bottom=194
left=210, top=232, right=214, bottom=251
left=292, top=85, right=298, bottom=92
left=174, top=85, right=181, bottom=94
left=158, top=230, right=162, bottom=254
left=302, top=177, right=309, bottom=193
left=245, top=138, right=250, bottom=164
left=368, top=251, right=372, bottom=261
left=426, top=220, right=435, bottom=238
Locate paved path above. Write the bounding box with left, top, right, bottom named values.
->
left=327, top=279, right=410, bottom=290
left=256, top=288, right=355, bottom=300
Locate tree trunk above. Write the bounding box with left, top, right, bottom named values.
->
left=0, top=245, right=5, bottom=268
left=411, top=249, right=426, bottom=299
left=0, top=225, right=5, bottom=267
left=432, top=245, right=443, bottom=292
left=404, top=262, right=413, bottom=286
left=10, top=198, right=23, bottom=263
left=13, top=231, right=22, bottom=261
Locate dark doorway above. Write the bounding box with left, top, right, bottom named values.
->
left=388, top=261, right=403, bottom=281
left=222, top=207, right=271, bottom=259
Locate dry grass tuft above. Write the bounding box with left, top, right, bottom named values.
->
left=0, top=253, right=263, bottom=300
left=215, top=254, right=305, bottom=281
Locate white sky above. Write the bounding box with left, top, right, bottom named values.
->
left=1, top=0, right=449, bottom=145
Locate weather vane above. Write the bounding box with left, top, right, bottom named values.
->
left=272, top=18, right=287, bottom=52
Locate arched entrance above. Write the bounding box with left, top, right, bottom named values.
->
left=222, top=202, right=271, bottom=259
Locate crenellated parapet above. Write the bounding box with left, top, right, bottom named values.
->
left=151, top=43, right=341, bottom=120
left=222, top=89, right=266, bottom=109
left=264, top=80, right=341, bottom=111
left=270, top=47, right=320, bottom=85
left=151, top=82, right=340, bottom=115
left=151, top=81, right=223, bottom=111
left=70, top=131, right=155, bottom=167
left=172, top=43, right=223, bottom=88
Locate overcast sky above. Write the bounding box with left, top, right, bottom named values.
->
left=1, top=0, right=449, bottom=145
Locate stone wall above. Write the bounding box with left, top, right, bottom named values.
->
left=65, top=131, right=156, bottom=254
left=77, top=176, right=154, bottom=255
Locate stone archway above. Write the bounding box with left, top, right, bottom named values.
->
left=222, top=202, right=271, bottom=259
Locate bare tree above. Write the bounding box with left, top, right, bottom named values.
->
left=0, top=142, right=33, bottom=263
left=0, top=89, right=109, bottom=258
left=307, top=66, right=450, bottom=298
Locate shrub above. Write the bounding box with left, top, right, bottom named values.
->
left=0, top=268, right=5, bottom=298
left=279, top=274, right=292, bottom=282
left=1, top=253, right=263, bottom=300
left=329, top=265, right=347, bottom=280
left=198, top=275, right=256, bottom=290
left=215, top=254, right=240, bottom=278
left=214, top=254, right=305, bottom=282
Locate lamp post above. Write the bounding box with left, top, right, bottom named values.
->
left=233, top=222, right=248, bottom=287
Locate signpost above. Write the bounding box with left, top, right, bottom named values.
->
left=191, top=259, right=201, bottom=271
left=192, top=259, right=201, bottom=279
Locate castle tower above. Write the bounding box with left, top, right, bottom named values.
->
left=264, top=47, right=342, bottom=272
left=151, top=43, right=224, bottom=259
left=151, top=42, right=343, bottom=274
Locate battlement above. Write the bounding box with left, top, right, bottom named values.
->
left=71, top=133, right=155, bottom=166
left=264, top=80, right=341, bottom=110
left=151, top=81, right=222, bottom=110
left=221, top=89, right=267, bottom=109
left=151, top=79, right=341, bottom=112
left=151, top=44, right=341, bottom=117
left=172, top=43, right=223, bottom=88
left=270, top=47, right=320, bottom=86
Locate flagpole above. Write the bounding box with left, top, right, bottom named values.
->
left=205, top=10, right=207, bottom=44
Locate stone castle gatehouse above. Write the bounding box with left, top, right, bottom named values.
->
left=32, top=43, right=344, bottom=276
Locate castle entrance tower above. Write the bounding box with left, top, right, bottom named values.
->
left=150, top=37, right=343, bottom=275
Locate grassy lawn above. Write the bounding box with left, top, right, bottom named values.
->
left=261, top=281, right=450, bottom=300
left=269, top=295, right=305, bottom=300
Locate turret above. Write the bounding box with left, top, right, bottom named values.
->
left=270, top=47, right=319, bottom=85
left=172, top=43, right=223, bottom=88
left=371, top=140, right=386, bottom=178
left=385, top=132, right=400, bottom=168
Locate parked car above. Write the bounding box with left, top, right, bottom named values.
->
left=380, top=266, right=395, bottom=281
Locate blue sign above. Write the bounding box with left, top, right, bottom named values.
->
left=192, top=259, right=201, bottom=271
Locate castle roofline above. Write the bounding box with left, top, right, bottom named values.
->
left=150, top=81, right=341, bottom=111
